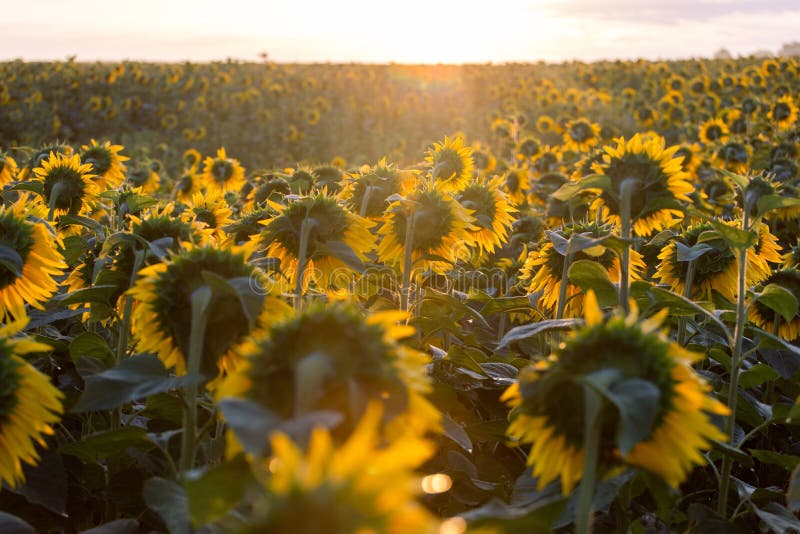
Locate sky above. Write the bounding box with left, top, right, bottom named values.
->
left=1, top=0, right=799, bottom=63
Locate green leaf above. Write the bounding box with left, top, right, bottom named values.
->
left=7, top=449, right=67, bottom=517
left=0, top=245, right=23, bottom=278
left=752, top=502, right=800, bottom=533
left=143, top=477, right=190, bottom=534
left=755, top=283, right=799, bottom=324
left=739, top=363, right=780, bottom=390
left=69, top=332, right=114, bottom=365
left=442, top=413, right=473, bottom=453
left=58, top=214, right=106, bottom=238
left=8, top=180, right=44, bottom=196
left=497, top=319, right=582, bottom=350
left=200, top=271, right=264, bottom=329
left=184, top=456, right=255, bottom=527
left=710, top=440, right=754, bottom=468
left=55, top=285, right=119, bottom=306
left=676, top=242, right=714, bottom=262
left=749, top=449, right=800, bottom=471
left=747, top=326, right=800, bottom=357
left=756, top=194, right=800, bottom=216
left=61, top=427, right=154, bottom=463
left=648, top=286, right=727, bottom=335
left=71, top=353, right=204, bottom=412
left=710, top=220, right=757, bottom=250
left=218, top=398, right=281, bottom=456
left=319, top=240, right=366, bottom=273
left=582, top=372, right=660, bottom=455
left=0, top=513, right=35, bottom=534
left=567, top=260, right=617, bottom=308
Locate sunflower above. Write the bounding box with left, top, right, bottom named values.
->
left=0, top=317, right=64, bottom=488
left=562, top=118, right=601, bottom=153
left=0, top=201, right=67, bottom=322
left=502, top=292, right=729, bottom=494
left=201, top=147, right=246, bottom=194
left=79, top=139, right=128, bottom=189
left=129, top=244, right=282, bottom=378
left=673, top=143, right=702, bottom=177
left=261, top=192, right=375, bottom=292
left=749, top=269, right=800, bottom=341
left=342, top=158, right=414, bottom=219
left=768, top=95, right=798, bottom=130
left=182, top=148, right=202, bottom=171
left=531, top=145, right=562, bottom=176
left=653, top=222, right=778, bottom=302
left=237, top=402, right=440, bottom=533
left=424, top=136, right=474, bottom=193
left=713, top=141, right=751, bottom=174
left=182, top=189, right=233, bottom=241
left=245, top=175, right=291, bottom=209
left=126, top=162, right=161, bottom=194
left=590, top=134, right=694, bottom=237
left=312, top=165, right=344, bottom=193
left=520, top=221, right=646, bottom=318
left=698, top=118, right=730, bottom=145
left=377, top=184, right=475, bottom=277
left=502, top=167, right=531, bottom=205
left=516, top=135, right=542, bottom=162
left=171, top=170, right=199, bottom=203
left=471, top=142, right=497, bottom=175
left=536, top=115, right=556, bottom=135
left=31, top=152, right=98, bottom=217
left=218, top=303, right=439, bottom=445
left=457, top=176, right=516, bottom=258
left=0, top=153, right=19, bottom=186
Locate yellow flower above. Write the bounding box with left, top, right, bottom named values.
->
left=0, top=153, right=19, bottom=186
left=201, top=147, right=246, bottom=195
left=425, top=136, right=474, bottom=193
left=562, top=118, right=601, bottom=153
left=182, top=189, right=233, bottom=241
left=0, top=201, right=67, bottom=322
left=238, top=402, right=441, bottom=533
left=0, top=317, right=63, bottom=488
left=218, top=303, right=439, bottom=450
left=129, top=244, right=283, bottom=378
left=377, top=184, right=475, bottom=277
left=80, top=139, right=128, bottom=189
left=591, top=134, right=694, bottom=237
left=768, top=95, right=799, bottom=130
left=698, top=118, right=730, bottom=145
left=261, top=192, right=376, bottom=292
left=457, top=176, right=516, bottom=259
left=502, top=292, right=729, bottom=493
left=520, top=221, right=646, bottom=318
left=31, top=151, right=98, bottom=217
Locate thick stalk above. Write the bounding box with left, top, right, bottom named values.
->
left=717, top=213, right=750, bottom=515
left=618, top=179, right=637, bottom=314
left=359, top=185, right=376, bottom=219
left=576, top=387, right=603, bottom=534
left=294, top=217, right=317, bottom=310
left=401, top=211, right=417, bottom=313
left=553, top=251, right=573, bottom=347
left=179, top=288, right=210, bottom=476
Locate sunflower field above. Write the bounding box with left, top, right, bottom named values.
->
left=2, top=56, right=800, bottom=533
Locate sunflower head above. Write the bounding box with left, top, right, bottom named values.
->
left=457, top=176, right=516, bottom=257
left=425, top=136, right=474, bottom=193
left=202, top=147, right=246, bottom=194
left=750, top=269, right=800, bottom=341
left=219, top=303, right=437, bottom=440
left=562, top=118, right=601, bottom=153
left=129, top=244, right=267, bottom=378
left=32, top=152, right=98, bottom=217
left=312, top=165, right=344, bottom=193
left=0, top=153, right=19, bottom=185
left=769, top=95, right=799, bottom=130
left=698, top=118, right=730, bottom=145
left=236, top=403, right=439, bottom=533
left=591, top=134, right=693, bottom=236
left=80, top=139, right=128, bottom=189
left=0, top=318, right=64, bottom=488
left=503, top=293, right=728, bottom=493
left=343, top=159, right=409, bottom=218
left=248, top=175, right=291, bottom=206
left=0, top=201, right=67, bottom=321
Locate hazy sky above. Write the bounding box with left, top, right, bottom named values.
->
left=2, top=0, right=799, bottom=63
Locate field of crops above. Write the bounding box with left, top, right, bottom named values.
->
left=2, top=56, right=800, bottom=533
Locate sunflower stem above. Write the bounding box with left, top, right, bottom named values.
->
left=718, top=211, right=750, bottom=516
left=180, top=286, right=211, bottom=477
left=678, top=258, right=697, bottom=346
left=576, top=386, right=603, bottom=534
left=111, top=250, right=145, bottom=431
left=618, top=178, right=637, bottom=315
left=401, top=211, right=418, bottom=313
left=554, top=250, right=573, bottom=346
left=359, top=185, right=377, bottom=219
left=294, top=217, right=318, bottom=310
